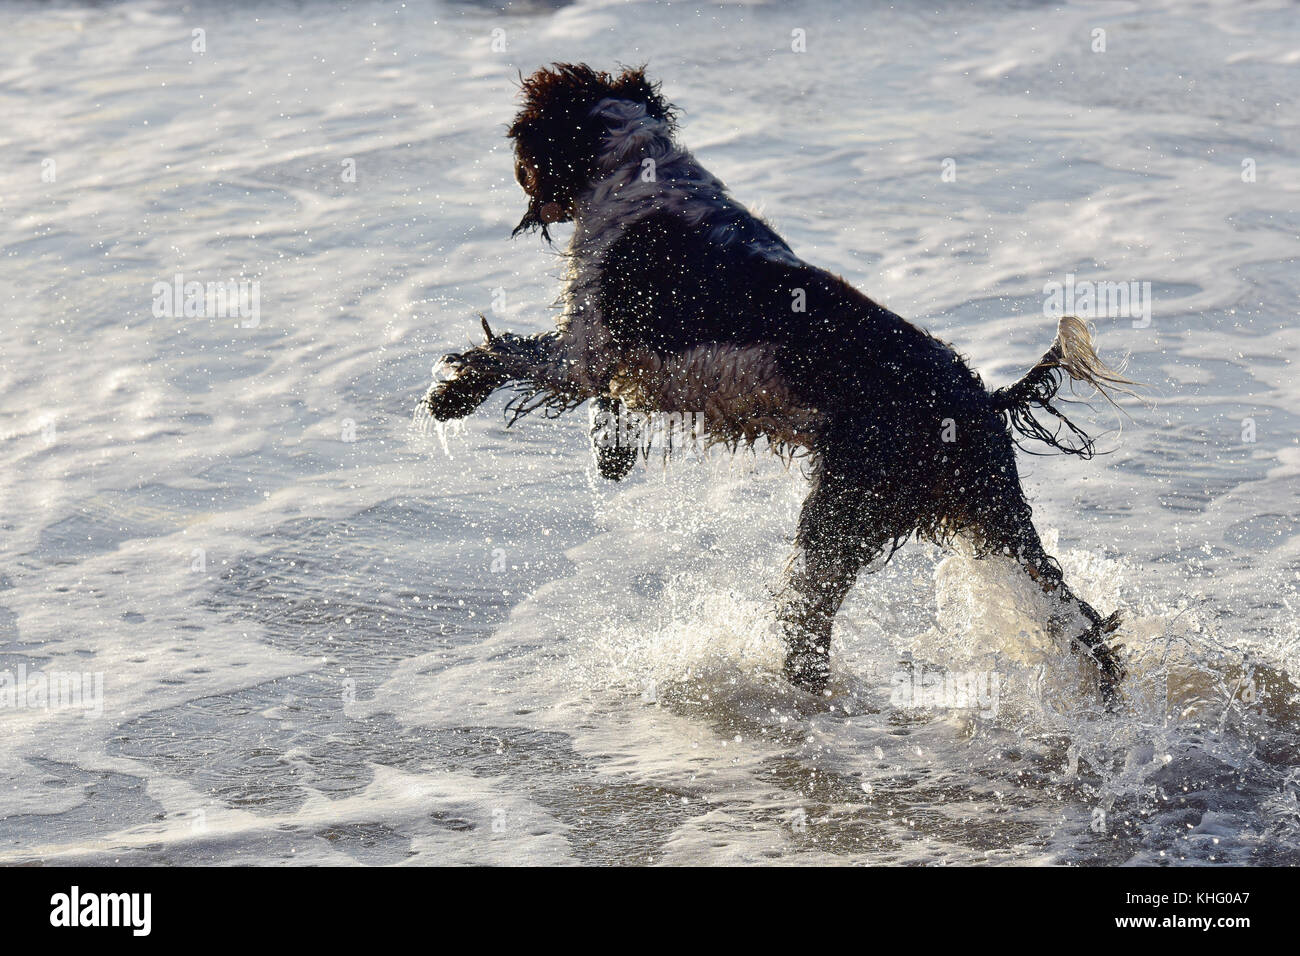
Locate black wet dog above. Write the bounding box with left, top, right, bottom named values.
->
left=425, top=63, right=1135, bottom=697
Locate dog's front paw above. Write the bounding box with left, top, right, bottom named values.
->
left=425, top=350, right=507, bottom=421
left=590, top=396, right=638, bottom=481
left=424, top=317, right=511, bottom=421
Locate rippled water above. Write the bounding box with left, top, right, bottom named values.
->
left=2, top=0, right=1298, bottom=864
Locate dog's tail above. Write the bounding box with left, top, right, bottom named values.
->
left=991, top=316, right=1142, bottom=458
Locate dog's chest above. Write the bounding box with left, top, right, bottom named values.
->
left=608, top=343, right=822, bottom=453
left=562, top=187, right=821, bottom=453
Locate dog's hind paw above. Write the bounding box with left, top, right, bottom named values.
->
left=783, top=648, right=832, bottom=697
left=1073, top=611, right=1126, bottom=707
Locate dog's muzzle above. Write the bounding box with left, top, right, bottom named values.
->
left=512, top=200, right=568, bottom=240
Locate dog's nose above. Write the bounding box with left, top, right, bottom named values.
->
left=539, top=201, right=565, bottom=223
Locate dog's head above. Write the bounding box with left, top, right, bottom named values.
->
left=508, top=63, right=676, bottom=240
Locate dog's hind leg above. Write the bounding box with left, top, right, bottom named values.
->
left=777, top=456, right=891, bottom=694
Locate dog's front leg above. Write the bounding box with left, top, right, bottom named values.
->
left=425, top=317, right=596, bottom=423
left=589, top=395, right=639, bottom=481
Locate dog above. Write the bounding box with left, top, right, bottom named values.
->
left=424, top=63, right=1137, bottom=699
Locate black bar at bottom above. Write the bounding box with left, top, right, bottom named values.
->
left=0, top=864, right=1277, bottom=942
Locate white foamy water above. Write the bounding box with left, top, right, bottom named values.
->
left=1, top=0, right=1298, bottom=865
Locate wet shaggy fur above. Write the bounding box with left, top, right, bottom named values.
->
left=425, top=63, right=1137, bottom=698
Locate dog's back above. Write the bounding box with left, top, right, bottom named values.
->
left=591, top=187, right=1008, bottom=541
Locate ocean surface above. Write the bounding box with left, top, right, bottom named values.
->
left=1, top=0, right=1298, bottom=865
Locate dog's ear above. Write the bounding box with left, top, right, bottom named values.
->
left=607, top=65, right=676, bottom=126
